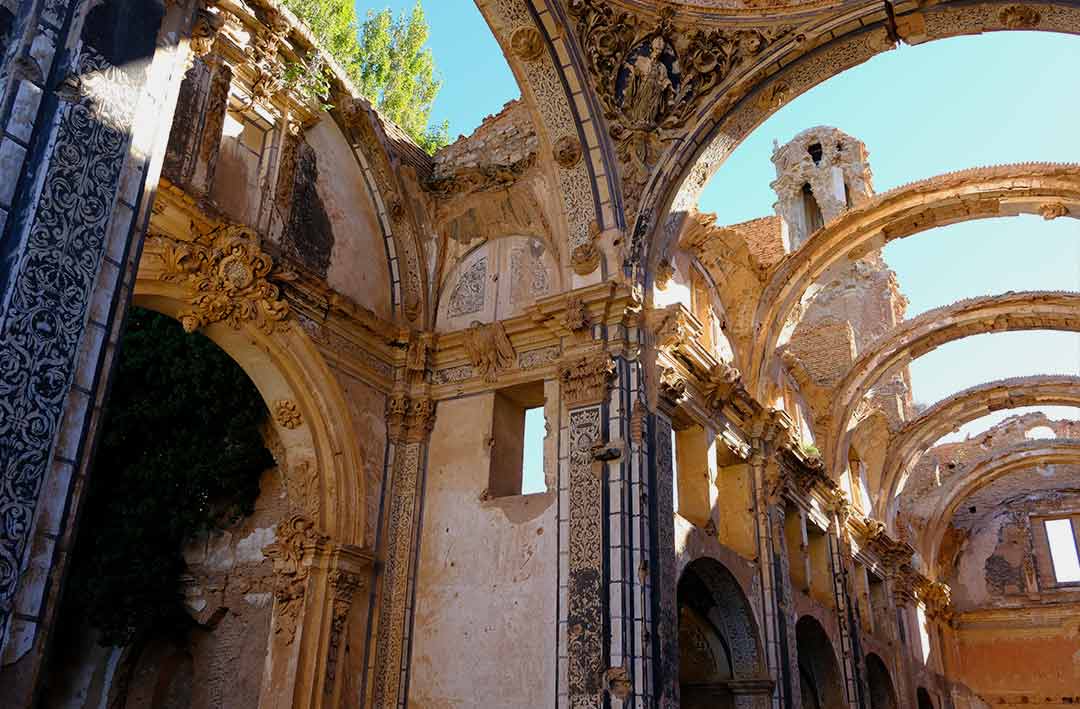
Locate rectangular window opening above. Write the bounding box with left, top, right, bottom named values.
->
left=488, top=381, right=546, bottom=498
left=521, top=406, right=546, bottom=495
left=1044, top=518, right=1080, bottom=583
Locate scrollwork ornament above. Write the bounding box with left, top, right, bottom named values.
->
left=156, top=224, right=295, bottom=334
left=999, top=5, right=1041, bottom=28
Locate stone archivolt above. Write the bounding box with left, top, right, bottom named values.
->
left=825, top=291, right=1080, bottom=480
left=879, top=375, right=1080, bottom=520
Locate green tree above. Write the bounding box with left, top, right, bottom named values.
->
left=282, top=0, right=449, bottom=153
left=67, top=309, right=272, bottom=645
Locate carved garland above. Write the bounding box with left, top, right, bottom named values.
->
left=156, top=224, right=295, bottom=334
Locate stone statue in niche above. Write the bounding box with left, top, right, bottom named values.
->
left=617, top=36, right=678, bottom=129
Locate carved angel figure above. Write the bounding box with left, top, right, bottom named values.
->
left=464, top=321, right=516, bottom=383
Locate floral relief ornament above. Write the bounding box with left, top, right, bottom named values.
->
left=158, top=223, right=296, bottom=334
left=274, top=399, right=303, bottom=429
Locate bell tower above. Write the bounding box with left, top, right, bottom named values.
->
left=770, top=126, right=874, bottom=250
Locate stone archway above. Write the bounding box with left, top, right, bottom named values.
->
left=824, top=291, right=1080, bottom=480
left=922, top=440, right=1080, bottom=570
left=879, top=375, right=1080, bottom=522
left=643, top=2, right=1080, bottom=270
left=865, top=652, right=898, bottom=709
left=795, top=616, right=845, bottom=709
left=677, top=557, right=771, bottom=708
left=133, top=229, right=374, bottom=707
left=745, top=164, right=1080, bottom=400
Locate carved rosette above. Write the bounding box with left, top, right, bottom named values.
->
left=274, top=399, right=303, bottom=429
left=263, top=515, right=329, bottom=645
left=157, top=225, right=295, bottom=334
left=559, top=351, right=617, bottom=407
left=510, top=26, right=545, bottom=61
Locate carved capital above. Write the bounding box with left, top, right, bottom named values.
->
left=388, top=393, right=436, bottom=444
left=559, top=351, right=616, bottom=407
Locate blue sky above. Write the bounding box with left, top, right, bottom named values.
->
left=360, top=4, right=1079, bottom=442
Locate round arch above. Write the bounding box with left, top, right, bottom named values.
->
left=747, top=166, right=1080, bottom=398
left=133, top=271, right=368, bottom=547
left=639, top=0, right=1080, bottom=267
left=878, top=375, right=1080, bottom=521
left=677, top=557, right=769, bottom=707
left=922, top=439, right=1080, bottom=570
left=865, top=652, right=898, bottom=709
left=824, top=291, right=1080, bottom=480
left=795, top=615, right=845, bottom=709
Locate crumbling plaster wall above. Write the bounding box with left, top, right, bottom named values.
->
left=292, top=119, right=393, bottom=318
left=43, top=465, right=286, bottom=708
left=408, top=391, right=558, bottom=708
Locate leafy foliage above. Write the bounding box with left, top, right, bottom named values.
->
left=282, top=0, right=449, bottom=153
left=67, top=308, right=273, bottom=646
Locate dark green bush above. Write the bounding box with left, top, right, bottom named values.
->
left=67, top=308, right=273, bottom=646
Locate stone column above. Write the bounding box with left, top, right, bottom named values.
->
left=261, top=515, right=374, bottom=709
left=0, top=0, right=198, bottom=701
left=652, top=374, right=682, bottom=708
left=369, top=392, right=434, bottom=708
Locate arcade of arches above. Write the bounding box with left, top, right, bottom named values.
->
left=0, top=1, right=1077, bottom=708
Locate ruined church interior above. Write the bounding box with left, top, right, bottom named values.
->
left=1, top=0, right=1079, bottom=707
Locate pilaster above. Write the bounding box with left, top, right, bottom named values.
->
left=0, top=0, right=197, bottom=701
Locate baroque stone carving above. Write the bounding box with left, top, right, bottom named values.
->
left=0, top=45, right=139, bottom=637
left=264, top=515, right=329, bottom=645
left=1039, top=202, right=1069, bottom=220
left=566, top=406, right=603, bottom=703
left=387, top=394, right=436, bottom=443
left=372, top=442, right=422, bottom=705
left=464, top=321, right=516, bottom=382
left=559, top=351, right=616, bottom=406
left=999, top=5, right=1041, bottom=28
left=566, top=1, right=790, bottom=215
left=274, top=399, right=303, bottom=429
left=157, top=224, right=295, bottom=334
left=325, top=569, right=365, bottom=691
left=561, top=296, right=592, bottom=332
left=510, top=26, right=545, bottom=61
left=571, top=222, right=602, bottom=275
left=553, top=134, right=583, bottom=168
left=447, top=257, right=487, bottom=318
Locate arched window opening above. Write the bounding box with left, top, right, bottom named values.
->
left=801, top=183, right=824, bottom=234
left=795, top=616, right=845, bottom=709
